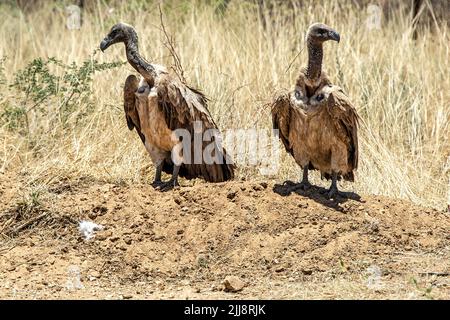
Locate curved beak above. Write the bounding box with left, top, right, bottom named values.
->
left=329, top=30, right=340, bottom=43
left=100, top=38, right=111, bottom=52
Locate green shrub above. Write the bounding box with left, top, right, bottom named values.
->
left=1, top=53, right=123, bottom=134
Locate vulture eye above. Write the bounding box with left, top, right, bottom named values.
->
left=295, top=90, right=302, bottom=100
left=316, top=94, right=325, bottom=101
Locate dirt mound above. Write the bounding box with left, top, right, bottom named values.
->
left=0, top=173, right=449, bottom=299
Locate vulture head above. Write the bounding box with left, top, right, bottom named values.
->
left=306, top=23, right=340, bottom=44
left=100, top=22, right=138, bottom=52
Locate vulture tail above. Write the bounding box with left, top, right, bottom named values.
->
left=160, top=150, right=235, bottom=183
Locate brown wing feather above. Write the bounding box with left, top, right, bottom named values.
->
left=327, top=86, right=359, bottom=173
left=124, top=74, right=146, bottom=144
left=271, top=90, right=294, bottom=157
left=155, top=74, right=235, bottom=182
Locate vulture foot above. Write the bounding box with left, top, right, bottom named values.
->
left=292, top=181, right=311, bottom=191
left=296, top=180, right=311, bottom=191
left=151, top=180, right=163, bottom=188
left=327, top=186, right=343, bottom=199
left=157, top=180, right=180, bottom=192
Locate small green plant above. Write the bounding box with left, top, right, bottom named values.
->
left=0, top=104, right=27, bottom=132
left=1, top=52, right=123, bottom=133
left=338, top=257, right=348, bottom=273
left=411, top=277, right=434, bottom=300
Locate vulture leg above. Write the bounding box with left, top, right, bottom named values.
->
left=296, top=166, right=311, bottom=190
left=327, top=172, right=341, bottom=199
left=151, top=163, right=163, bottom=187
left=158, top=165, right=180, bottom=191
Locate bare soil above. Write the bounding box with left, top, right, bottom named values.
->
left=0, top=171, right=449, bottom=299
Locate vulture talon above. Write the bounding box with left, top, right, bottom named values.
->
left=296, top=181, right=311, bottom=191
left=294, top=167, right=311, bottom=191
left=151, top=180, right=163, bottom=188
left=327, top=188, right=343, bottom=199
left=158, top=180, right=180, bottom=192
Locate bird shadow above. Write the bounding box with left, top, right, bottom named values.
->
left=273, top=180, right=362, bottom=212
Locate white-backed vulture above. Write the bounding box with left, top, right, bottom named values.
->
left=100, top=23, right=235, bottom=190
left=272, top=23, right=359, bottom=198
left=294, top=23, right=340, bottom=99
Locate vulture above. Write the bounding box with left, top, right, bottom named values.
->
left=272, top=23, right=359, bottom=198
left=100, top=23, right=235, bottom=190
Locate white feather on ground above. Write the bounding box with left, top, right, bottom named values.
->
left=78, top=221, right=104, bottom=240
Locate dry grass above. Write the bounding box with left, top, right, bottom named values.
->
left=0, top=0, right=448, bottom=209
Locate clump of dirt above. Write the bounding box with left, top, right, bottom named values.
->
left=0, top=172, right=449, bottom=299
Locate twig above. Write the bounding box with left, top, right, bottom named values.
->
left=9, top=212, right=49, bottom=235
left=0, top=215, right=17, bottom=234
left=158, top=4, right=186, bottom=84
left=284, top=46, right=304, bottom=74
left=419, top=272, right=450, bottom=277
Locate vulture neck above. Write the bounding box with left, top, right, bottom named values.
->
left=125, top=35, right=156, bottom=87
left=305, top=39, right=323, bottom=86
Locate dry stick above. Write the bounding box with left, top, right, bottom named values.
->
left=284, top=45, right=304, bottom=74
left=252, top=45, right=306, bottom=127
left=0, top=216, right=16, bottom=234
left=9, top=212, right=49, bottom=235
left=158, top=4, right=186, bottom=84
left=419, top=272, right=450, bottom=277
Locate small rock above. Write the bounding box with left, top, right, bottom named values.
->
left=275, top=266, right=285, bottom=273
left=260, top=182, right=268, bottom=189
left=96, top=230, right=112, bottom=241
left=7, top=265, right=16, bottom=272
left=223, top=276, right=245, bottom=292
left=181, top=207, right=189, bottom=212
left=197, top=254, right=208, bottom=268
left=88, top=212, right=98, bottom=219
left=252, top=184, right=263, bottom=191
left=177, top=229, right=184, bottom=235
left=301, top=269, right=313, bottom=275
left=115, top=242, right=127, bottom=251
left=227, top=190, right=237, bottom=200
left=109, top=236, right=120, bottom=242
left=211, top=284, right=218, bottom=291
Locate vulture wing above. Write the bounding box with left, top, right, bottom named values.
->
left=155, top=74, right=235, bottom=182
left=271, top=90, right=294, bottom=156
left=123, top=74, right=146, bottom=144
left=326, top=86, right=359, bottom=171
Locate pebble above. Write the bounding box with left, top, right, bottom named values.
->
left=223, top=276, right=245, bottom=292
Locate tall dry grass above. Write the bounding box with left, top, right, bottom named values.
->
left=0, top=0, right=448, bottom=209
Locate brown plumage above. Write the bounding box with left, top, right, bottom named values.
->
left=102, top=23, right=234, bottom=190
left=272, top=23, right=359, bottom=198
